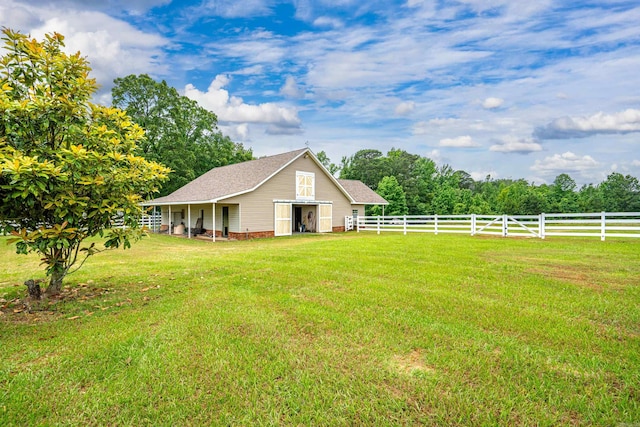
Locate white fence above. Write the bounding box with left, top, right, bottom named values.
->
left=347, top=212, right=640, bottom=241
left=112, top=213, right=162, bottom=231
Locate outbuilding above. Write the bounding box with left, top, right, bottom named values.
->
left=142, top=148, right=387, bottom=240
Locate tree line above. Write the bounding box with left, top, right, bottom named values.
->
left=327, top=148, right=640, bottom=216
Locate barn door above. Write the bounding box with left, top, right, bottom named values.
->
left=274, top=203, right=292, bottom=236
left=318, top=204, right=332, bottom=233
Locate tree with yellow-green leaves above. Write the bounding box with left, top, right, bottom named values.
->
left=0, top=28, right=170, bottom=297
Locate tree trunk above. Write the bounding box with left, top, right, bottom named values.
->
left=45, top=270, right=64, bottom=296
left=24, top=279, right=42, bottom=300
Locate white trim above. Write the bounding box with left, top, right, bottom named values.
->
left=273, top=199, right=333, bottom=204
left=296, top=170, right=315, bottom=200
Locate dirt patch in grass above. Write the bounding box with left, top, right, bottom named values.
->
left=391, top=349, right=436, bottom=376
left=528, top=264, right=601, bottom=290
left=496, top=254, right=632, bottom=291
left=0, top=282, right=127, bottom=324
left=526, top=262, right=630, bottom=291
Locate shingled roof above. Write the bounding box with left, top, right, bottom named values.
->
left=337, top=179, right=388, bottom=205
left=143, top=148, right=386, bottom=206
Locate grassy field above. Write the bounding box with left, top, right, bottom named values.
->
left=1, top=232, right=639, bottom=426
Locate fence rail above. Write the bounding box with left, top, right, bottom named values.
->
left=111, top=213, right=162, bottom=231
left=348, top=212, right=640, bottom=241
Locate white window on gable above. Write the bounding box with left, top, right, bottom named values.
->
left=296, top=171, right=315, bottom=200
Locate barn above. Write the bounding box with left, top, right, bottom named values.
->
left=142, top=148, right=387, bottom=240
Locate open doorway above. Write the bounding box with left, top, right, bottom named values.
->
left=222, top=206, right=229, bottom=237
left=294, top=206, right=303, bottom=232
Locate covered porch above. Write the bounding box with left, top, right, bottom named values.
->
left=145, top=202, right=240, bottom=242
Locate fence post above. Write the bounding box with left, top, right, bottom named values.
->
left=434, top=214, right=438, bottom=235
left=403, top=215, right=407, bottom=235
left=502, top=214, right=508, bottom=237
left=471, top=213, right=476, bottom=236
left=377, top=216, right=380, bottom=235
left=540, top=213, right=545, bottom=239
left=601, top=211, right=606, bottom=241
left=356, top=216, right=360, bottom=233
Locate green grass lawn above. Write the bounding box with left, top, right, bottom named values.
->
left=1, top=232, right=639, bottom=426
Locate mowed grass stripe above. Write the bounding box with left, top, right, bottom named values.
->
left=1, top=233, right=638, bottom=425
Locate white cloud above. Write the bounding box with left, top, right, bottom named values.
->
left=632, top=160, right=640, bottom=167
left=280, top=76, right=303, bottom=98
left=395, top=101, right=415, bottom=116
left=425, top=149, right=444, bottom=164
left=489, top=137, right=542, bottom=153
left=12, top=0, right=169, bottom=14
left=189, top=0, right=271, bottom=18
left=470, top=170, right=499, bottom=181
left=531, top=151, right=600, bottom=173
left=0, top=3, right=44, bottom=29
left=266, top=125, right=304, bottom=135
left=232, top=65, right=264, bottom=76
left=428, top=118, right=463, bottom=126
left=482, top=97, right=504, bottom=109
left=535, top=108, right=640, bottom=139
left=219, top=123, right=250, bottom=141
left=439, top=135, right=480, bottom=148
left=184, top=75, right=302, bottom=134
left=1, top=4, right=168, bottom=100
left=412, top=121, right=429, bottom=135
left=412, top=118, right=462, bottom=135
left=313, top=16, right=344, bottom=29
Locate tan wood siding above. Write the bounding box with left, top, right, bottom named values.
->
left=220, top=156, right=355, bottom=233
left=214, top=204, right=240, bottom=233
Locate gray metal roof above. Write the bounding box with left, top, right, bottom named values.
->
left=143, top=148, right=387, bottom=206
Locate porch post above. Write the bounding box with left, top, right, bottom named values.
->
left=212, top=203, right=216, bottom=242
left=168, top=205, right=172, bottom=234
left=188, top=204, right=192, bottom=239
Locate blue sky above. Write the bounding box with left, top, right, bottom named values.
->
left=3, top=0, right=640, bottom=185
